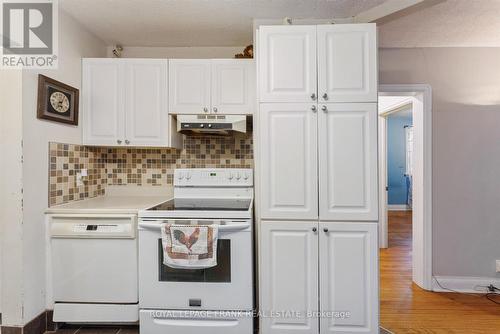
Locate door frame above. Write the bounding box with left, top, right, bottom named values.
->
left=378, top=84, right=433, bottom=290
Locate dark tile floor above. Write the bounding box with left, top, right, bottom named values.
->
left=45, top=325, right=390, bottom=334
left=46, top=325, right=139, bottom=334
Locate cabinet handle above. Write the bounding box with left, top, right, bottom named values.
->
left=321, top=105, right=327, bottom=112
left=213, top=107, right=218, bottom=113
left=203, top=107, right=208, bottom=113
left=322, top=93, right=328, bottom=100
left=125, top=139, right=130, bottom=144
left=116, top=139, right=122, bottom=144
left=311, top=105, right=317, bottom=112
left=312, top=227, right=317, bottom=232
left=310, top=93, right=316, bottom=101
left=323, top=228, right=329, bottom=233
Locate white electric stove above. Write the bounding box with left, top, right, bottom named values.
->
left=138, top=168, right=254, bottom=334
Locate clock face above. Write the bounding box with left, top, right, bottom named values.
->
left=49, top=91, right=70, bottom=113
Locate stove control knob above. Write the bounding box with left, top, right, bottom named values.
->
left=236, top=172, right=241, bottom=180
left=185, top=172, right=192, bottom=180
left=244, top=172, right=249, bottom=180
left=228, top=172, right=234, bottom=180
left=178, top=172, right=184, bottom=180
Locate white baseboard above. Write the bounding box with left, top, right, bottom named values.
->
left=387, top=204, right=411, bottom=211
left=432, top=276, right=500, bottom=293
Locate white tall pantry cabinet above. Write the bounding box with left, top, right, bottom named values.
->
left=257, top=24, right=379, bottom=334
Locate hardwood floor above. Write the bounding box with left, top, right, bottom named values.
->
left=380, top=210, right=500, bottom=333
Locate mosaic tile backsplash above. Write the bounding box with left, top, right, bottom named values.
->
left=48, top=134, right=253, bottom=206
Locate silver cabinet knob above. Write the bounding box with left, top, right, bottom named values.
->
left=311, top=105, right=317, bottom=112
left=312, top=227, right=317, bottom=232
left=213, top=107, right=218, bottom=113
left=321, top=105, right=328, bottom=112
left=203, top=107, right=208, bottom=113
left=116, top=139, right=122, bottom=144
left=125, top=139, right=130, bottom=144
left=323, top=228, right=329, bottom=233
left=311, top=93, right=316, bottom=101
left=322, top=93, right=328, bottom=100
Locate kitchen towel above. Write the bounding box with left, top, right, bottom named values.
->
left=161, top=221, right=218, bottom=269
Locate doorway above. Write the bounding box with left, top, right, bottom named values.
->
left=378, top=84, right=432, bottom=290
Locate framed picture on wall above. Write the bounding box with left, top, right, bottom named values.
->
left=37, top=74, right=79, bottom=125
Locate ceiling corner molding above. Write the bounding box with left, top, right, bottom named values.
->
left=353, top=0, right=426, bottom=23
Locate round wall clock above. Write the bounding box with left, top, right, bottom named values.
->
left=50, top=91, right=70, bottom=113
left=37, top=74, right=79, bottom=125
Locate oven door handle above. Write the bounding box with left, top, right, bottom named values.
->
left=152, top=317, right=239, bottom=327
left=138, top=222, right=250, bottom=232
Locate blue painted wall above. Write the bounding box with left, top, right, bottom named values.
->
left=387, top=113, right=412, bottom=205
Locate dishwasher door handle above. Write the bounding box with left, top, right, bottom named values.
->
left=138, top=221, right=250, bottom=232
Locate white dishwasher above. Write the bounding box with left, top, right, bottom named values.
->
left=50, top=215, right=138, bottom=323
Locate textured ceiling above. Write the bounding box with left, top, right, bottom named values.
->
left=59, top=0, right=385, bottom=46
left=60, top=0, right=500, bottom=48
left=378, top=0, right=500, bottom=47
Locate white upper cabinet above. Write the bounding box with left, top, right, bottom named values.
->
left=168, top=59, right=255, bottom=114
left=319, top=222, right=379, bottom=334
left=124, top=60, right=169, bottom=146
left=211, top=59, right=255, bottom=114
left=260, top=221, right=319, bottom=334
left=82, top=59, right=124, bottom=146
left=259, top=103, right=318, bottom=220
left=168, top=59, right=211, bottom=114
left=317, top=24, right=377, bottom=103
left=259, top=25, right=317, bottom=103
left=82, top=58, right=181, bottom=148
left=318, top=103, right=378, bottom=221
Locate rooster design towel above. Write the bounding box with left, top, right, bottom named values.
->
left=161, top=221, right=218, bottom=269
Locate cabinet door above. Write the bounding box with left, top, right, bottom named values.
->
left=82, top=59, right=124, bottom=146
left=259, top=103, right=318, bottom=220
left=124, top=59, right=169, bottom=146
left=319, top=222, right=379, bottom=334
left=318, top=103, right=378, bottom=221
left=259, top=25, right=317, bottom=103
left=317, top=24, right=377, bottom=103
left=168, top=59, right=211, bottom=114
left=211, top=59, right=255, bottom=115
left=260, top=221, right=319, bottom=334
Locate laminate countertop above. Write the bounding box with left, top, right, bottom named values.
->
left=45, top=186, right=173, bottom=215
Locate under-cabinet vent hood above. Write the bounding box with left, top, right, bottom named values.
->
left=176, top=115, right=247, bottom=135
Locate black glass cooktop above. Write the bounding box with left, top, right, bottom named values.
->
left=148, top=198, right=252, bottom=211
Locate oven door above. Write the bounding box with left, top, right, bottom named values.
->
left=138, top=219, right=253, bottom=311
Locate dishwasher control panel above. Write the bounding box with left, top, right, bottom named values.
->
left=50, top=216, right=136, bottom=239
left=73, top=224, right=127, bottom=233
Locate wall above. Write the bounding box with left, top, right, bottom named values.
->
left=106, top=46, right=245, bottom=59
left=379, top=47, right=500, bottom=279
left=387, top=111, right=412, bottom=205
left=13, top=9, right=107, bottom=326
left=0, top=70, right=24, bottom=325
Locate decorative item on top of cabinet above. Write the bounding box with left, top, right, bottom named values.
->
left=234, top=45, right=253, bottom=58
left=82, top=58, right=182, bottom=148
left=168, top=59, right=255, bottom=115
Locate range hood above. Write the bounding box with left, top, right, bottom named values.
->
left=176, top=114, right=247, bottom=135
